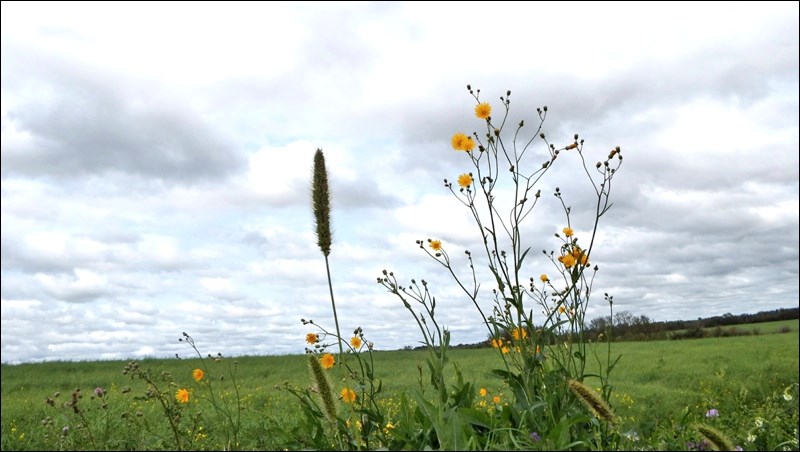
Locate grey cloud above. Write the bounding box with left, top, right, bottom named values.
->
left=1, top=45, right=247, bottom=183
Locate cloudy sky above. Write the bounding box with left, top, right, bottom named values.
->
left=2, top=2, right=797, bottom=364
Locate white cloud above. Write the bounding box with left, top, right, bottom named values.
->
left=1, top=1, right=797, bottom=363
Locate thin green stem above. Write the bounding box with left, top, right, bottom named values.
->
left=325, top=255, right=344, bottom=367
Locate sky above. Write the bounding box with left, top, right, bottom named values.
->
left=1, top=1, right=798, bottom=364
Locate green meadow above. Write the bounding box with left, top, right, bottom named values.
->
left=2, top=323, right=798, bottom=450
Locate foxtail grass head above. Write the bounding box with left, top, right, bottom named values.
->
left=567, top=379, right=615, bottom=424
left=312, top=148, right=332, bottom=256
left=308, top=354, right=337, bottom=423
left=694, top=424, right=736, bottom=451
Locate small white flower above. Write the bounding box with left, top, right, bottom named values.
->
left=783, top=392, right=793, bottom=401
left=754, top=417, right=765, bottom=428
left=746, top=433, right=756, bottom=443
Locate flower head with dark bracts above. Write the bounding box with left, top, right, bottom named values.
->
left=175, top=388, right=189, bottom=404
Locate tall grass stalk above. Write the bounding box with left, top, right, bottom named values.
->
left=312, top=148, right=344, bottom=365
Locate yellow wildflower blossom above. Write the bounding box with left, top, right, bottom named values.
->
left=340, top=387, right=356, bottom=404
left=175, top=388, right=189, bottom=404
left=320, top=353, right=335, bottom=369
left=457, top=173, right=473, bottom=188
left=475, top=102, right=492, bottom=119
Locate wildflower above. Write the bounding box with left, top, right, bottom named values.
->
left=320, top=353, right=335, bottom=369
left=492, top=395, right=501, bottom=404
left=565, top=142, right=578, bottom=150
left=93, top=387, right=105, bottom=397
left=340, top=387, right=356, bottom=404
left=754, top=417, right=764, bottom=428
left=746, top=433, right=756, bottom=443
left=457, top=173, right=473, bottom=188
left=501, top=346, right=510, bottom=354
left=479, top=388, right=487, bottom=397
left=535, top=345, right=541, bottom=354
left=306, top=333, right=318, bottom=344
left=558, top=253, right=576, bottom=268
left=175, top=388, right=189, bottom=404
left=463, top=136, right=475, bottom=151
left=475, top=102, right=491, bottom=119
left=705, top=408, right=719, bottom=418
left=429, top=239, right=442, bottom=251
left=451, top=132, right=470, bottom=151
left=193, top=368, right=204, bottom=382
left=350, top=336, right=362, bottom=349
left=530, top=431, right=541, bottom=442
left=385, top=421, right=395, bottom=430
left=511, top=327, right=528, bottom=340
left=490, top=338, right=502, bottom=348
left=686, top=440, right=709, bottom=450
left=563, top=227, right=574, bottom=237
left=571, top=247, right=589, bottom=265
left=540, top=274, right=549, bottom=282
left=559, top=306, right=566, bottom=313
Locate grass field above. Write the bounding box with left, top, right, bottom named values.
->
left=2, top=322, right=798, bottom=450
left=666, top=318, right=798, bottom=337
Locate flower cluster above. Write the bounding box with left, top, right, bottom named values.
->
left=451, top=132, right=475, bottom=151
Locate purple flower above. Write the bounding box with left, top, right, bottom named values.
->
left=530, top=431, right=541, bottom=442
left=94, top=387, right=105, bottom=397
left=705, top=408, right=719, bottom=418
left=687, top=439, right=709, bottom=450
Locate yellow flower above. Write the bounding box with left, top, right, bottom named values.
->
left=350, top=336, right=362, bottom=349
left=559, top=306, right=566, bottom=314
left=511, top=327, right=528, bottom=341
left=479, top=388, right=487, bottom=397
left=192, top=368, right=204, bottom=382
left=175, top=388, right=189, bottom=404
left=490, top=338, right=503, bottom=348
left=540, top=274, right=549, bottom=282
left=501, top=346, right=510, bottom=354
left=340, top=387, right=356, bottom=404
left=559, top=253, right=576, bottom=268
left=429, top=239, right=442, bottom=251
left=451, top=132, right=469, bottom=151
left=535, top=345, right=541, bottom=354
left=475, top=102, right=492, bottom=119
left=493, top=395, right=501, bottom=404
left=457, top=173, right=473, bottom=188
left=320, top=353, right=335, bottom=369
left=563, top=227, right=574, bottom=237
left=462, top=136, right=475, bottom=151
left=306, top=333, right=318, bottom=344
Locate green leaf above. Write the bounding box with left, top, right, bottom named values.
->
left=489, top=266, right=506, bottom=293
left=516, top=246, right=531, bottom=272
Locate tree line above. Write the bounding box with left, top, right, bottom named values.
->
left=584, top=306, right=799, bottom=341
